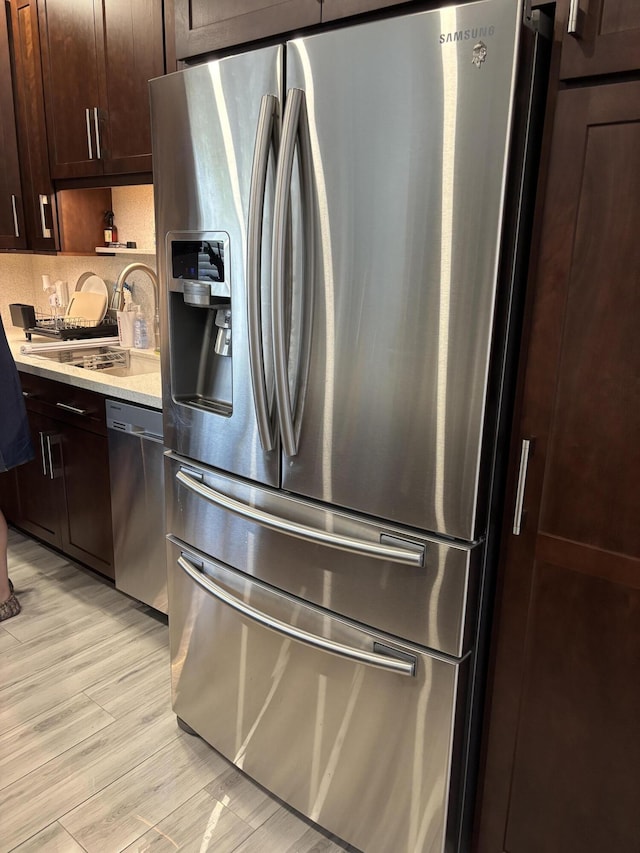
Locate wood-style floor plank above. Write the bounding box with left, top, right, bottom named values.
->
left=0, top=625, right=20, bottom=652
left=204, top=765, right=282, bottom=830
left=1, top=529, right=356, bottom=853
left=0, top=614, right=167, bottom=732
left=8, top=821, right=86, bottom=852
left=0, top=692, right=114, bottom=790
left=84, top=645, right=171, bottom=719
left=122, top=788, right=254, bottom=852
left=1, top=695, right=178, bottom=850
left=59, top=733, right=230, bottom=851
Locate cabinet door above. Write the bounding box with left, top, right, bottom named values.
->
left=10, top=0, right=58, bottom=251
left=0, top=0, right=26, bottom=249
left=561, top=0, right=640, bottom=78
left=101, top=0, right=165, bottom=175
left=476, top=81, right=640, bottom=853
left=174, top=0, right=320, bottom=59
left=321, top=0, right=407, bottom=22
left=38, top=0, right=105, bottom=179
left=60, top=421, right=114, bottom=579
left=14, top=410, right=64, bottom=550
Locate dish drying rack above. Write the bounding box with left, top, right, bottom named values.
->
left=25, top=310, right=118, bottom=341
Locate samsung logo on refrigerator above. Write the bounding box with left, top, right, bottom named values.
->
left=439, top=26, right=495, bottom=43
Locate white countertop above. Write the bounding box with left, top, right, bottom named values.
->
left=7, top=328, right=162, bottom=409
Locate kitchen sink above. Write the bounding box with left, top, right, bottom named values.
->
left=31, top=345, right=160, bottom=378
left=97, top=357, right=160, bottom=378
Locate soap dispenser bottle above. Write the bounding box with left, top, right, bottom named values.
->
left=133, top=306, right=149, bottom=349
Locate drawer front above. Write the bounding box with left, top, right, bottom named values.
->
left=168, top=538, right=469, bottom=853
left=166, top=453, right=481, bottom=657
left=19, top=371, right=107, bottom=434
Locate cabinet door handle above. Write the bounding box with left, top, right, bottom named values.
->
left=512, top=439, right=532, bottom=536
left=567, top=0, right=587, bottom=37
left=39, top=194, right=52, bottom=239
left=45, top=434, right=63, bottom=480
left=93, top=108, right=102, bottom=159
left=86, top=108, right=93, bottom=159
left=39, top=432, right=48, bottom=477
left=11, top=195, right=19, bottom=237
left=55, top=401, right=89, bottom=416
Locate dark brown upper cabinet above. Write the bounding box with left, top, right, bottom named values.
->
left=560, top=0, right=640, bottom=79
left=10, top=0, right=58, bottom=251
left=0, top=0, right=26, bottom=249
left=321, top=0, right=407, bottom=23
left=174, top=0, right=320, bottom=60
left=38, top=0, right=165, bottom=181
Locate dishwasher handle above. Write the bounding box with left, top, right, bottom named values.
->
left=108, top=423, right=164, bottom=443
left=106, top=400, right=164, bottom=444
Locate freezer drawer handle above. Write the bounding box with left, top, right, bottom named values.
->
left=176, top=468, right=425, bottom=566
left=177, top=553, right=416, bottom=677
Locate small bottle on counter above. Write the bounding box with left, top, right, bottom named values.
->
left=104, top=210, right=118, bottom=246
left=133, top=306, right=149, bottom=349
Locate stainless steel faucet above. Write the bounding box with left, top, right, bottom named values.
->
left=114, top=262, right=160, bottom=351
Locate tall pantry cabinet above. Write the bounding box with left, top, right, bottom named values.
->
left=475, top=2, right=640, bottom=851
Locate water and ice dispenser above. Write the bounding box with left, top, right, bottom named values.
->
left=167, top=233, right=233, bottom=415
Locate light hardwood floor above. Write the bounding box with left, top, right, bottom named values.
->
left=0, top=528, right=358, bottom=853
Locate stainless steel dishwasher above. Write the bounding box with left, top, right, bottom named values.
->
left=106, top=399, right=168, bottom=614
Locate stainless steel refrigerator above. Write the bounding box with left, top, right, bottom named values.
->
left=150, top=2, right=548, bottom=850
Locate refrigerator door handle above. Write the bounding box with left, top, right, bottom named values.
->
left=248, top=94, right=279, bottom=452
left=176, top=467, right=425, bottom=566
left=177, top=552, right=417, bottom=676
left=272, top=87, right=314, bottom=457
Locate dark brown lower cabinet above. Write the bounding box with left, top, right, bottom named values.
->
left=8, top=373, right=115, bottom=580
left=58, top=419, right=113, bottom=577
left=13, top=409, right=65, bottom=550
left=475, top=81, right=640, bottom=852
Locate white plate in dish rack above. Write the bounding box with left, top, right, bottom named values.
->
left=76, top=272, right=109, bottom=301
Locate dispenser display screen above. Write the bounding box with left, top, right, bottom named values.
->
left=172, top=240, right=225, bottom=283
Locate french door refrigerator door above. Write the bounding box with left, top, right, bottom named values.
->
left=150, top=46, right=282, bottom=485
left=167, top=537, right=470, bottom=853
left=279, top=0, right=524, bottom=541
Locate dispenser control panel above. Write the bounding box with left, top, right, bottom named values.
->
left=172, top=240, right=224, bottom=283
left=167, top=231, right=230, bottom=302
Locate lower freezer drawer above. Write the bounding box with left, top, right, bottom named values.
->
left=167, top=537, right=470, bottom=853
